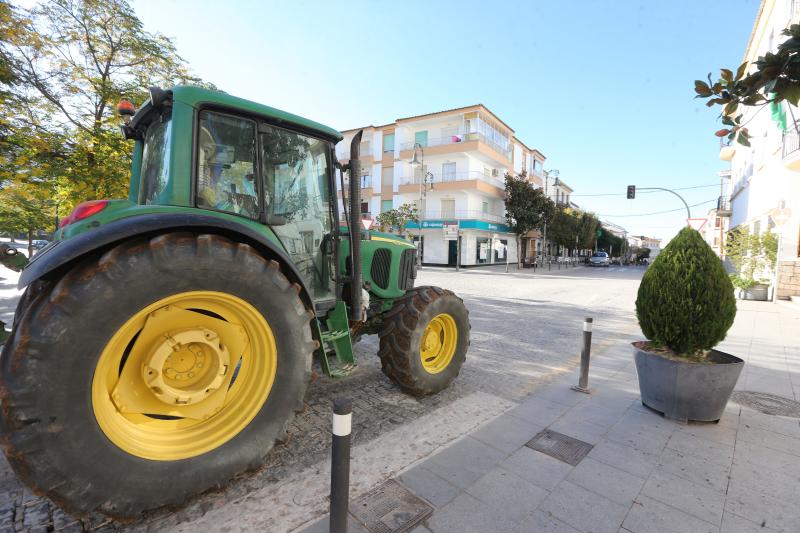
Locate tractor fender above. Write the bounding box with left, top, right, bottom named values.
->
left=18, top=212, right=315, bottom=309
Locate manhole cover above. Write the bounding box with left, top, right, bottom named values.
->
left=525, top=429, right=593, bottom=466
left=731, top=391, right=800, bottom=418
left=350, top=478, right=433, bottom=533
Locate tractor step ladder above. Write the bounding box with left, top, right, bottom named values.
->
left=319, top=301, right=357, bottom=378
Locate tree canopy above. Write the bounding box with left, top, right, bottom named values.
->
left=0, top=0, right=210, bottom=249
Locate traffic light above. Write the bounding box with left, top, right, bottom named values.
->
left=627, top=185, right=636, bottom=199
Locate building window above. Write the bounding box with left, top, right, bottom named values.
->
left=483, top=167, right=491, bottom=178
left=382, top=166, right=393, bottom=192
left=441, top=199, right=455, bottom=218
left=382, top=133, right=395, bottom=153
left=482, top=201, right=489, bottom=214
left=442, top=162, right=457, bottom=181
left=753, top=220, right=761, bottom=236
left=414, top=131, right=428, bottom=148
left=381, top=200, right=393, bottom=213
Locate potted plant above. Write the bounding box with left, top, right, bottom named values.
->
left=633, top=227, right=742, bottom=423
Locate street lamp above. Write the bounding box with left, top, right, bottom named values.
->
left=409, top=142, right=434, bottom=267
left=542, top=169, right=560, bottom=262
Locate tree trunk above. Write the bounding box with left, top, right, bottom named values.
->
left=27, top=229, right=33, bottom=259
left=517, top=234, right=522, bottom=269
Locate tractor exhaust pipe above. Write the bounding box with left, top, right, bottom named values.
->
left=348, top=130, right=364, bottom=322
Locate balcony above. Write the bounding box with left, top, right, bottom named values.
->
left=398, top=132, right=512, bottom=163
left=719, top=139, right=735, bottom=161
left=782, top=123, right=800, bottom=171
left=397, top=170, right=506, bottom=194
left=717, top=196, right=731, bottom=217
left=420, top=209, right=506, bottom=224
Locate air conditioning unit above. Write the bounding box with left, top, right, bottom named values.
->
left=491, top=169, right=499, bottom=177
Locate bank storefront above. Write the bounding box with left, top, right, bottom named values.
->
left=406, top=219, right=517, bottom=267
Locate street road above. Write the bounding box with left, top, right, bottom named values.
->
left=0, top=263, right=645, bottom=532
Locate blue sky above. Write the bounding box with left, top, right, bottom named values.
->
left=130, top=0, right=761, bottom=242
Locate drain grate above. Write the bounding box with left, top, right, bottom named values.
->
left=525, top=429, right=593, bottom=466
left=731, top=391, right=800, bottom=418
left=350, top=479, right=433, bottom=533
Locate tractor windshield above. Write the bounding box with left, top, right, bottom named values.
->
left=141, top=115, right=172, bottom=204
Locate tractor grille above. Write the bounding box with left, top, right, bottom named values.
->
left=399, top=248, right=417, bottom=290
left=371, top=248, right=392, bottom=289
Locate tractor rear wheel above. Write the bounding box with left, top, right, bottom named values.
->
left=0, top=233, right=314, bottom=517
left=378, top=286, right=470, bottom=396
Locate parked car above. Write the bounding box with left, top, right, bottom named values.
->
left=32, top=239, right=49, bottom=249
left=588, top=251, right=610, bottom=267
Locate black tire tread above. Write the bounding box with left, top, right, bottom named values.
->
left=0, top=233, right=315, bottom=517
left=377, top=286, right=470, bottom=396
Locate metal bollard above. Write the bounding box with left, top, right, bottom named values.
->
left=571, top=318, right=593, bottom=394
left=330, top=398, right=352, bottom=533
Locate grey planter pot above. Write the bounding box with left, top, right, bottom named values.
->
left=633, top=344, right=744, bottom=423
left=743, top=284, right=769, bottom=301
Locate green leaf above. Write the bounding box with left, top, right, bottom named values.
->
left=783, top=83, right=800, bottom=106
left=694, top=80, right=712, bottom=96
left=737, top=132, right=751, bottom=146
left=735, top=61, right=748, bottom=81
left=720, top=68, right=733, bottom=82
left=721, top=115, right=735, bottom=126
left=723, top=101, right=738, bottom=116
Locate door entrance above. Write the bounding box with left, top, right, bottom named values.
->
left=448, top=240, right=457, bottom=267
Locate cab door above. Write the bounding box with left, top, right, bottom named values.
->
left=260, top=123, right=336, bottom=303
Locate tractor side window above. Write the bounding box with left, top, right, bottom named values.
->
left=141, top=115, right=172, bottom=204
left=196, top=111, right=258, bottom=218
left=261, top=125, right=334, bottom=301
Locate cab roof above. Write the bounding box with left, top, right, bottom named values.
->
left=171, top=85, right=343, bottom=142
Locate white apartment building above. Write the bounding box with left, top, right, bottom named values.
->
left=719, top=0, right=800, bottom=299
left=336, top=105, right=549, bottom=267
left=702, top=170, right=733, bottom=256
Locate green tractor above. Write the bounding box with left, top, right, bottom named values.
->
left=0, top=87, right=470, bottom=518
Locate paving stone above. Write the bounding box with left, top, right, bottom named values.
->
left=512, top=510, right=580, bottom=533
left=727, top=459, right=800, bottom=505
left=21, top=500, right=50, bottom=530
left=464, top=467, right=548, bottom=523
left=739, top=408, right=800, bottom=439
left=565, top=457, right=645, bottom=506
left=622, top=495, right=718, bottom=533
left=538, top=480, right=628, bottom=533
left=655, top=447, right=731, bottom=494
left=736, top=423, right=800, bottom=458
left=548, top=418, right=608, bottom=445
left=723, top=487, right=800, bottom=533
left=423, top=436, right=506, bottom=490
left=498, top=447, right=572, bottom=491
left=720, top=511, right=780, bottom=533
left=733, top=440, right=800, bottom=478
left=398, top=466, right=460, bottom=508
left=555, top=400, right=625, bottom=430
left=528, top=383, right=588, bottom=407
left=425, top=493, right=517, bottom=533
left=665, top=431, right=734, bottom=467
left=297, top=514, right=369, bottom=533
left=604, top=418, right=674, bottom=456
left=640, top=468, right=725, bottom=525
left=506, top=397, right=571, bottom=427
left=586, top=438, right=658, bottom=479
left=470, top=413, right=543, bottom=454
left=674, top=421, right=738, bottom=447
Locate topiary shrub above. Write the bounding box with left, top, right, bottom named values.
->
left=635, top=227, right=736, bottom=356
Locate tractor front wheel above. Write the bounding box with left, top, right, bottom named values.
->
left=378, top=286, right=470, bottom=396
left=0, top=233, right=315, bottom=517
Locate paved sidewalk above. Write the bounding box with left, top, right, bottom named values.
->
left=302, top=300, right=800, bottom=533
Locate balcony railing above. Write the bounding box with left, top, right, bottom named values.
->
left=782, top=123, right=800, bottom=159
left=717, top=196, right=731, bottom=215
left=399, top=132, right=512, bottom=160
left=400, top=170, right=505, bottom=189
left=339, top=176, right=373, bottom=189
left=419, top=210, right=506, bottom=224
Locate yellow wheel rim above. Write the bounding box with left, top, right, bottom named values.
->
left=419, top=313, right=458, bottom=374
left=92, top=291, right=277, bottom=461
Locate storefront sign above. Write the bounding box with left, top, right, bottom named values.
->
left=407, top=219, right=511, bottom=233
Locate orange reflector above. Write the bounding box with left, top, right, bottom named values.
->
left=59, top=200, right=109, bottom=228
left=117, top=99, right=136, bottom=116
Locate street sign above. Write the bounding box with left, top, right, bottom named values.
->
left=443, top=223, right=458, bottom=241
left=687, top=218, right=707, bottom=231
left=361, top=218, right=373, bottom=230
